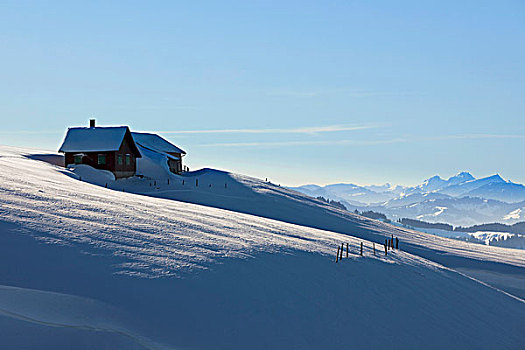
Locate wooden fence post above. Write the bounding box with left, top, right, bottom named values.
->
left=391, top=234, right=394, bottom=249
left=360, top=242, right=363, bottom=256
left=384, top=240, right=388, bottom=255
left=340, top=243, right=344, bottom=260
left=336, top=246, right=339, bottom=263
left=396, top=237, right=399, bottom=249
left=373, top=243, right=376, bottom=256
left=346, top=243, right=349, bottom=258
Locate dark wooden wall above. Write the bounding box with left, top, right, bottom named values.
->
left=114, top=134, right=138, bottom=178
left=64, top=132, right=139, bottom=178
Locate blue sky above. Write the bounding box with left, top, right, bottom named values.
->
left=1, top=1, right=524, bottom=186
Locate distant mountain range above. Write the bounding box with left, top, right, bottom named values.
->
left=289, top=172, right=525, bottom=227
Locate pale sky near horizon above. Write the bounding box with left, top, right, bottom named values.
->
left=1, top=1, right=524, bottom=186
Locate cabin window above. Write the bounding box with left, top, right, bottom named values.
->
left=125, top=154, right=131, bottom=165
left=74, top=155, right=82, bottom=164
left=98, top=154, right=106, bottom=165
left=117, top=155, right=123, bottom=165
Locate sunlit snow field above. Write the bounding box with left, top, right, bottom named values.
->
left=0, top=145, right=524, bottom=349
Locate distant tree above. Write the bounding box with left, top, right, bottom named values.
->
left=316, top=196, right=328, bottom=203
left=316, top=196, right=347, bottom=211
left=360, top=210, right=389, bottom=222
left=328, top=199, right=347, bottom=211
left=455, top=221, right=525, bottom=234
left=399, top=218, right=453, bottom=231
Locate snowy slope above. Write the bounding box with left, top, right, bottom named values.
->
left=1, top=145, right=524, bottom=349
left=37, top=145, right=525, bottom=296
left=99, top=168, right=525, bottom=277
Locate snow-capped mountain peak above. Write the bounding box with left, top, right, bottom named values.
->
left=416, top=175, right=447, bottom=192
left=485, top=174, right=506, bottom=183
left=425, top=175, right=443, bottom=183
left=447, top=171, right=475, bottom=186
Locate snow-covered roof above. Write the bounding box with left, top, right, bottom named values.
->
left=136, top=143, right=180, bottom=161
left=59, top=127, right=130, bottom=153
left=132, top=132, right=186, bottom=155
left=166, top=153, right=180, bottom=161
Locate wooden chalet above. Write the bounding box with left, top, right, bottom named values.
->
left=58, top=119, right=142, bottom=178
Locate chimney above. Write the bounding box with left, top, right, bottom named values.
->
left=89, top=119, right=95, bottom=128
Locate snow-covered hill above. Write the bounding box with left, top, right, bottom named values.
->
left=1, top=145, right=524, bottom=349
left=66, top=158, right=525, bottom=279
left=361, top=195, right=525, bottom=227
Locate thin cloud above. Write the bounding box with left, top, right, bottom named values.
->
left=265, top=90, right=320, bottom=98
left=189, top=133, right=525, bottom=148
left=194, top=138, right=408, bottom=148
left=265, top=88, right=422, bottom=98
left=0, top=130, right=63, bottom=135
left=158, top=123, right=384, bottom=135
left=424, top=134, right=525, bottom=141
